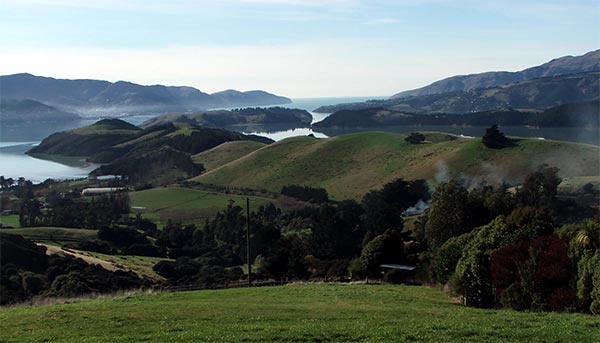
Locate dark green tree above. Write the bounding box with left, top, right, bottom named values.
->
left=405, top=132, right=426, bottom=144
left=360, top=230, right=405, bottom=278
left=425, top=180, right=469, bottom=249
left=482, top=124, right=510, bottom=149
left=516, top=164, right=561, bottom=210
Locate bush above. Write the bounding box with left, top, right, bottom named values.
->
left=405, top=132, right=426, bottom=144
left=281, top=185, right=329, bottom=204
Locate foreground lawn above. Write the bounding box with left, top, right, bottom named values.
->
left=0, top=284, right=597, bottom=342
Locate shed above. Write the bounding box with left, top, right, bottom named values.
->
left=81, top=187, right=126, bottom=196
left=380, top=264, right=417, bottom=284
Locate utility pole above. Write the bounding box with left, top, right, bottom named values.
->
left=246, top=197, right=252, bottom=287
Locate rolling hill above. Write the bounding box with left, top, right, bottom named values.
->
left=193, top=131, right=600, bottom=200
left=192, top=141, right=267, bottom=172
left=28, top=119, right=273, bottom=186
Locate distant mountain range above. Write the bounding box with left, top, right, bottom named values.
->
left=0, top=73, right=291, bottom=120
left=315, top=50, right=600, bottom=114
left=392, top=49, right=600, bottom=99
left=0, top=99, right=80, bottom=122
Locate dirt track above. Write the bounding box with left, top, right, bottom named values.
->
left=38, top=243, right=120, bottom=272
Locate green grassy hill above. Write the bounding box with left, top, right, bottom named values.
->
left=193, top=132, right=600, bottom=199
left=0, top=284, right=597, bottom=343
left=0, top=227, right=97, bottom=245
left=193, top=141, right=266, bottom=171
left=129, top=187, right=271, bottom=226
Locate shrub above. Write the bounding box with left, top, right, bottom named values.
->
left=405, top=132, right=425, bottom=144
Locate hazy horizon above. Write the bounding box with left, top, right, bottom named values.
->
left=1, top=0, right=598, bottom=97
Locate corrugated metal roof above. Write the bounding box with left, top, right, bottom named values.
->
left=380, top=264, right=416, bottom=271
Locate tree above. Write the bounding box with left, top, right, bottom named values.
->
left=455, top=207, right=554, bottom=308
left=482, top=124, right=510, bottom=149
left=405, top=132, right=426, bottom=144
left=360, top=230, right=405, bottom=278
left=491, top=236, right=575, bottom=311
left=516, top=164, right=561, bottom=210
left=362, top=178, right=429, bottom=237
left=425, top=180, right=469, bottom=249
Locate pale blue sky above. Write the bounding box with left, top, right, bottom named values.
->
left=1, top=0, right=598, bottom=97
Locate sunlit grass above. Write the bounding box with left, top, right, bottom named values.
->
left=0, top=284, right=597, bottom=343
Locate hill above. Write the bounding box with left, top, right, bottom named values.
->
left=0, top=284, right=597, bottom=342
left=141, top=107, right=312, bottom=128
left=194, top=131, right=600, bottom=199
left=0, top=73, right=291, bottom=116
left=28, top=119, right=273, bottom=186
left=392, top=49, right=600, bottom=99
left=192, top=141, right=267, bottom=172
left=312, top=101, right=600, bottom=128
left=0, top=98, right=80, bottom=122
left=314, top=72, right=600, bottom=114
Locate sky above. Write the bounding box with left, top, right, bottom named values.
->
left=0, top=0, right=598, bottom=97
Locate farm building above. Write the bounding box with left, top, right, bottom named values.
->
left=81, top=187, right=127, bottom=196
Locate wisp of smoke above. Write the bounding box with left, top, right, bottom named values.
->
left=434, top=161, right=450, bottom=183
left=402, top=199, right=431, bottom=216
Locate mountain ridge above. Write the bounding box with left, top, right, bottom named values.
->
left=392, top=49, right=600, bottom=99
left=0, top=73, right=291, bottom=117
left=314, top=71, right=600, bottom=114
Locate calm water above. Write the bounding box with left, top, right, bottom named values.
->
left=1, top=97, right=598, bottom=182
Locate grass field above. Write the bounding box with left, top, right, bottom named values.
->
left=0, top=284, right=597, bottom=343
left=0, top=227, right=97, bottom=245
left=129, top=187, right=271, bottom=226
left=0, top=214, right=20, bottom=228
left=194, top=132, right=600, bottom=200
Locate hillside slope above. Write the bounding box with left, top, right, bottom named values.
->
left=192, top=141, right=267, bottom=171
left=28, top=119, right=273, bottom=186
left=194, top=132, right=600, bottom=199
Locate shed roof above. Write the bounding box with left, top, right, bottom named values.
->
left=380, top=264, right=416, bottom=271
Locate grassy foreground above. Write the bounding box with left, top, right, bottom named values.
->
left=0, top=284, right=597, bottom=343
